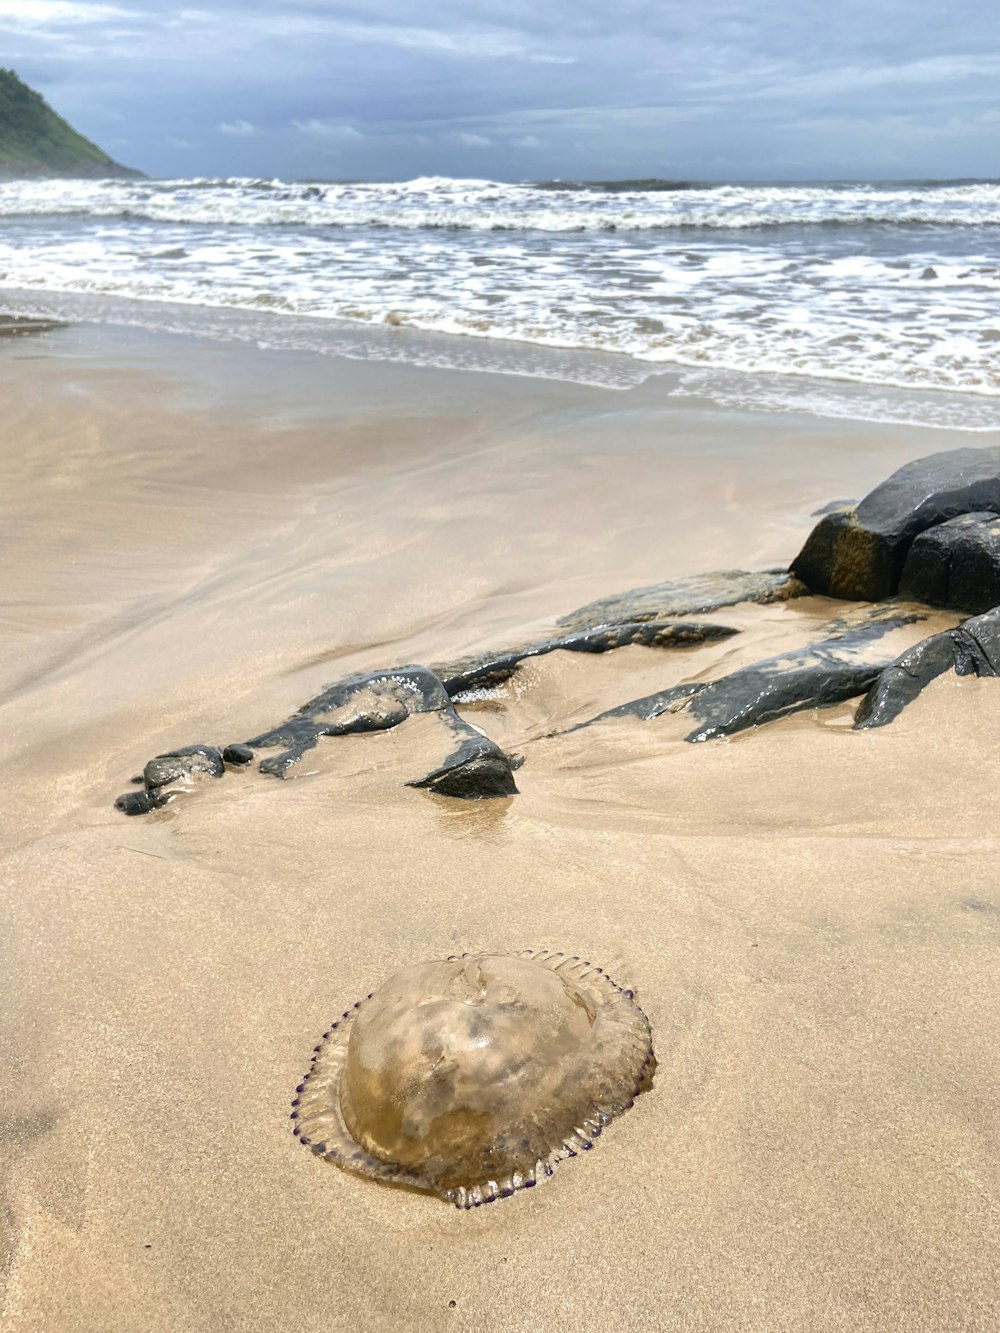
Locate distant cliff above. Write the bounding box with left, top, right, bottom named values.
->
left=0, top=69, right=142, bottom=179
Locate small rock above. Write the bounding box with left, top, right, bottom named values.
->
left=114, top=789, right=164, bottom=816
left=143, top=745, right=224, bottom=793
left=408, top=731, right=518, bottom=800
left=222, top=743, right=255, bottom=765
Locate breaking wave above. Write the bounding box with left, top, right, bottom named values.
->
left=1, top=175, right=998, bottom=425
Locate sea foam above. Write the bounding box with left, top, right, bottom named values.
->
left=1, top=175, right=998, bottom=427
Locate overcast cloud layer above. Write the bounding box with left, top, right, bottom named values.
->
left=4, top=0, right=999, bottom=180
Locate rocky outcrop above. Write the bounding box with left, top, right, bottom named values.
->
left=246, top=666, right=449, bottom=777
left=434, top=620, right=738, bottom=695
left=563, top=614, right=923, bottom=741
left=115, top=666, right=520, bottom=813
left=0, top=315, right=65, bottom=338
left=238, top=664, right=519, bottom=797
left=114, top=442, right=1000, bottom=822
left=684, top=617, right=922, bottom=741
left=557, top=569, right=804, bottom=632
left=898, top=512, right=1000, bottom=613
left=791, top=447, right=1000, bottom=601
left=854, top=607, right=1000, bottom=728
left=114, top=612, right=747, bottom=813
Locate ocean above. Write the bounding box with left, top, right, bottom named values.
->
left=1, top=174, right=999, bottom=429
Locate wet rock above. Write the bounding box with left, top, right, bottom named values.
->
left=114, top=744, right=225, bottom=815
left=685, top=616, right=922, bottom=741
left=222, top=742, right=255, bottom=765
left=561, top=682, right=706, bottom=732
left=965, top=608, right=1000, bottom=669
left=855, top=606, right=1000, bottom=728
left=557, top=569, right=805, bottom=632
left=898, top=512, right=1000, bottom=613
left=115, top=664, right=520, bottom=813
left=562, top=614, right=921, bottom=741
left=114, top=788, right=163, bottom=816
left=143, top=744, right=225, bottom=791
left=435, top=620, right=738, bottom=695
left=407, top=728, right=518, bottom=800
left=792, top=446, right=1000, bottom=600
left=246, top=666, right=450, bottom=776
left=853, top=633, right=981, bottom=729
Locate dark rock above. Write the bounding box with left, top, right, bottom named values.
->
left=116, top=663, right=520, bottom=813
left=792, top=446, right=1000, bottom=600
left=855, top=606, right=1000, bottom=728
left=247, top=666, right=450, bottom=776
left=965, top=607, right=1000, bottom=669
left=561, top=614, right=921, bottom=740
left=853, top=633, right=977, bottom=728
left=143, top=745, right=224, bottom=792
left=222, top=743, right=255, bottom=765
left=898, top=512, right=1000, bottom=613
left=791, top=508, right=857, bottom=594
left=114, top=789, right=163, bottom=816
left=686, top=616, right=920, bottom=741
left=407, top=730, right=518, bottom=800
left=435, top=620, right=738, bottom=695
left=114, top=744, right=224, bottom=814
left=560, top=682, right=706, bottom=732
left=0, top=315, right=65, bottom=338
left=557, top=569, right=805, bottom=632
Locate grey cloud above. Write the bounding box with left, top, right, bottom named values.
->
left=2, top=0, right=998, bottom=179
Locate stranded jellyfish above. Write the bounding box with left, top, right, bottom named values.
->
left=291, top=950, right=655, bottom=1208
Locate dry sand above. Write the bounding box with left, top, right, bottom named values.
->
left=2, top=322, right=999, bottom=1332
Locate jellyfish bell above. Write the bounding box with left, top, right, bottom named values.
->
left=292, top=950, right=655, bottom=1208
left=340, top=956, right=597, bottom=1182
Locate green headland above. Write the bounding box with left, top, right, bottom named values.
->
left=0, top=68, right=142, bottom=179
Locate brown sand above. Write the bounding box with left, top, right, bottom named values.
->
left=2, top=323, right=999, bottom=1332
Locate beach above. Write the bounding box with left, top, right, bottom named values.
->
left=2, top=319, right=1000, bottom=1332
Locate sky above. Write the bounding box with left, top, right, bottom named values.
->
left=2, top=0, right=999, bottom=181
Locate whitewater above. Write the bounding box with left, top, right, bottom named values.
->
left=1, top=175, right=998, bottom=427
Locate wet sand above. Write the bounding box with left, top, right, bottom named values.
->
left=2, top=322, right=999, bottom=1332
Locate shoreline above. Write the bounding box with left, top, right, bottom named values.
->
left=1, top=289, right=998, bottom=432
left=2, top=323, right=999, bottom=1331
left=2, top=319, right=979, bottom=765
